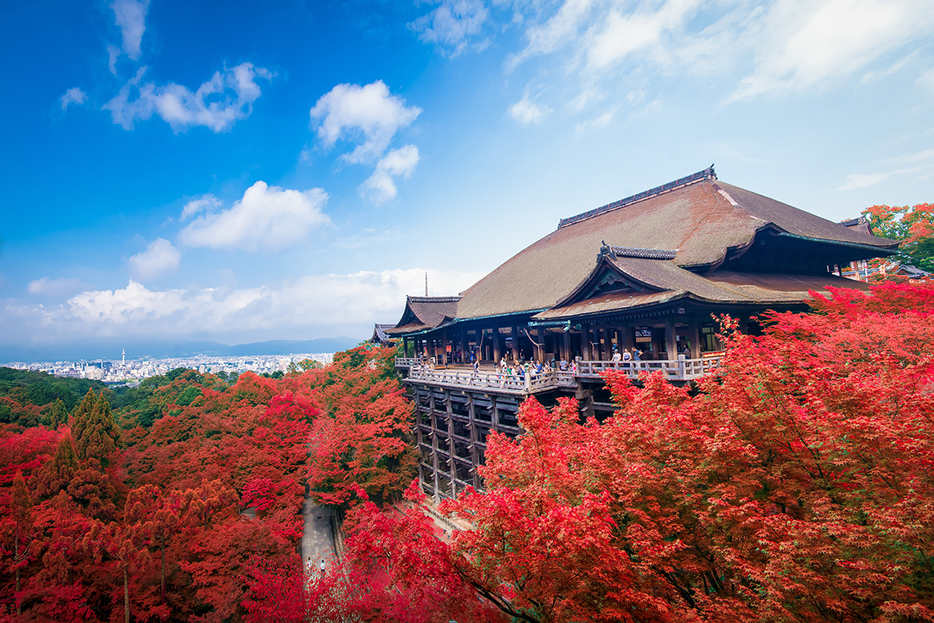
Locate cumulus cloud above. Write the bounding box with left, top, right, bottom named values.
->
left=60, top=88, right=87, bottom=111
left=360, top=145, right=420, bottom=205
left=181, top=194, right=222, bottom=221
left=310, top=81, right=422, bottom=164
left=178, top=181, right=330, bottom=251
left=128, top=238, right=181, bottom=281
left=409, top=0, right=490, bottom=56
left=11, top=269, right=485, bottom=342
left=103, top=63, right=274, bottom=132
left=509, top=92, right=552, bottom=124
left=27, top=277, right=87, bottom=298
left=111, top=0, right=150, bottom=60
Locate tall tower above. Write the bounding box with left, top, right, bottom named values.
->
left=122, top=349, right=125, bottom=366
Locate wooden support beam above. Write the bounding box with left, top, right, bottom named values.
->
left=690, top=318, right=701, bottom=359
left=665, top=318, right=677, bottom=361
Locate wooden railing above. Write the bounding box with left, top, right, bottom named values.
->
left=574, top=356, right=722, bottom=380
left=397, top=356, right=723, bottom=392
left=405, top=366, right=550, bottom=394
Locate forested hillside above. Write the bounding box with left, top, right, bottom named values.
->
left=254, top=281, right=934, bottom=623
left=0, top=369, right=107, bottom=428
left=2, top=282, right=934, bottom=623
left=0, top=345, right=412, bottom=622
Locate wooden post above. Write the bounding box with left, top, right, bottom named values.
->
left=492, top=328, right=501, bottom=363
left=582, top=325, right=591, bottom=360
left=690, top=318, right=701, bottom=359
left=444, top=391, right=456, bottom=491
left=665, top=318, right=677, bottom=361
left=511, top=326, right=520, bottom=361
left=562, top=330, right=571, bottom=362
left=467, top=394, right=481, bottom=489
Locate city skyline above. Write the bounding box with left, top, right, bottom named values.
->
left=2, top=0, right=933, bottom=358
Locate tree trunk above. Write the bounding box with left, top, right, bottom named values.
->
left=160, top=534, right=166, bottom=605
left=124, top=565, right=130, bottom=623
left=15, top=566, right=21, bottom=616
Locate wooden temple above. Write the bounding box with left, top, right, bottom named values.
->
left=382, top=166, right=899, bottom=500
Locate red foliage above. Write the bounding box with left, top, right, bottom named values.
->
left=305, top=345, right=416, bottom=507
left=431, top=282, right=934, bottom=622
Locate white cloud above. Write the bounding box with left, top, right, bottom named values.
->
left=409, top=0, right=491, bottom=56
left=12, top=269, right=485, bottom=342
left=111, top=0, right=149, bottom=60
left=127, top=238, right=181, bottom=281
left=917, top=67, right=934, bottom=92
left=727, top=0, right=934, bottom=102
left=103, top=63, right=274, bottom=132
left=504, top=0, right=597, bottom=72
left=573, top=109, right=614, bottom=133
left=360, top=145, right=420, bottom=205
left=499, top=0, right=934, bottom=105
left=837, top=149, right=934, bottom=190
left=178, top=181, right=330, bottom=251
left=181, top=194, right=222, bottom=220
left=584, top=0, right=702, bottom=71
left=27, top=277, right=87, bottom=297
left=60, top=88, right=87, bottom=111
left=509, top=92, right=552, bottom=124
left=309, top=81, right=422, bottom=164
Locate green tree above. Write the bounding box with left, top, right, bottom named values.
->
left=72, top=392, right=121, bottom=469
left=862, top=202, right=934, bottom=271
left=49, top=398, right=67, bottom=429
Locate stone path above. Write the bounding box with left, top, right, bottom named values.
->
left=301, top=490, right=337, bottom=577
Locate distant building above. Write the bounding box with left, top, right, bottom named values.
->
left=382, top=166, right=899, bottom=500
left=369, top=323, right=397, bottom=346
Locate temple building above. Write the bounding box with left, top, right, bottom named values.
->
left=382, top=166, right=899, bottom=500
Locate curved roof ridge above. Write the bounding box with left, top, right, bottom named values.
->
left=406, top=295, right=462, bottom=302
left=558, top=165, right=716, bottom=229
left=600, top=243, right=678, bottom=260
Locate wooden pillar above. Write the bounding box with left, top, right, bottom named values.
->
left=444, top=391, right=456, bottom=492
left=467, top=394, right=481, bottom=490
left=428, top=390, right=440, bottom=501
left=492, top=328, right=501, bottom=363
left=535, top=327, right=544, bottom=363
left=622, top=323, right=634, bottom=351
left=562, top=330, right=571, bottom=362
left=582, top=325, right=591, bottom=360
left=690, top=318, right=701, bottom=359
left=460, top=327, right=468, bottom=363
left=665, top=318, right=677, bottom=361
left=442, top=333, right=449, bottom=366
left=511, top=326, right=520, bottom=361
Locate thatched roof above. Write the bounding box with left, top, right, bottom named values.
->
left=453, top=167, right=895, bottom=321
left=385, top=296, right=460, bottom=335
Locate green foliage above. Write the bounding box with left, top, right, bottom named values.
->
left=0, top=367, right=107, bottom=427
left=71, top=390, right=121, bottom=469
left=862, top=202, right=934, bottom=271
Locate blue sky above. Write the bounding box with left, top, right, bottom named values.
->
left=1, top=0, right=933, bottom=357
